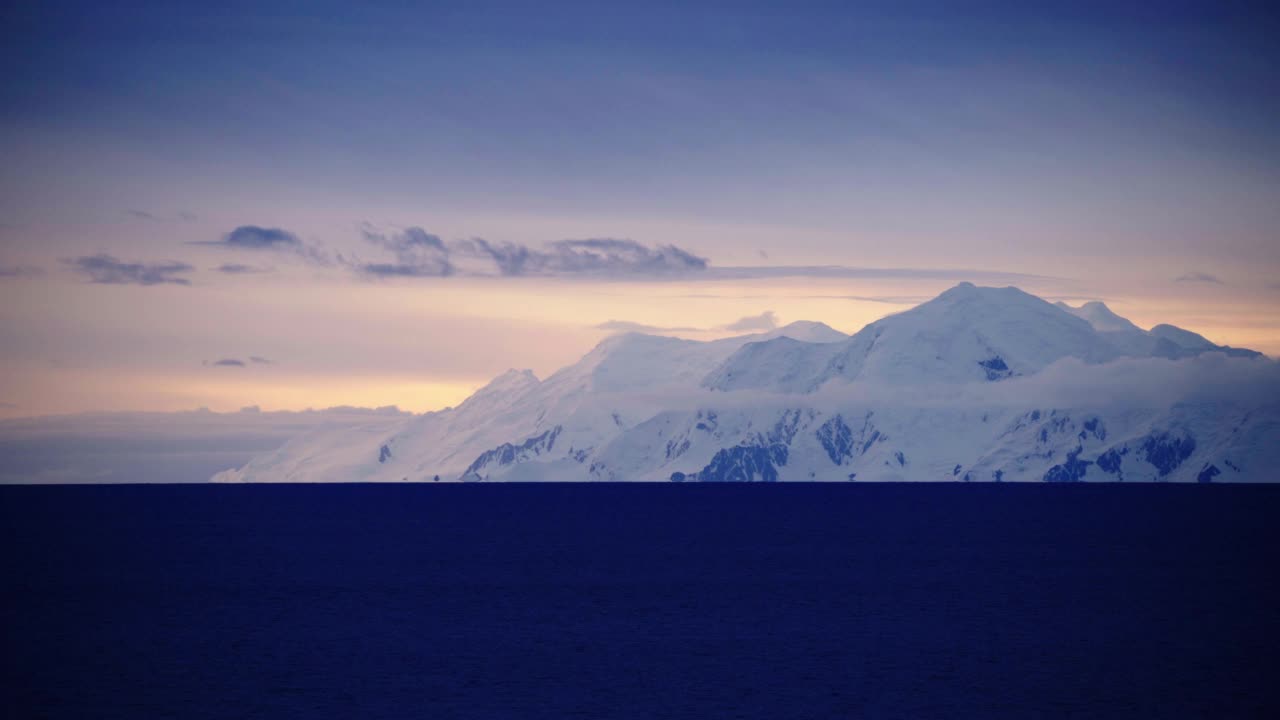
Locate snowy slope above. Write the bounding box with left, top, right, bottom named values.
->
left=1054, top=300, right=1262, bottom=359
left=1055, top=300, right=1143, bottom=333
left=215, top=284, right=1279, bottom=483
left=707, top=283, right=1121, bottom=392
left=213, top=321, right=845, bottom=483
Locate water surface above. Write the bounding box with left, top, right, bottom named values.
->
left=3, top=484, right=1278, bottom=718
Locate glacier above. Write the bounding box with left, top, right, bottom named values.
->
left=214, top=283, right=1280, bottom=483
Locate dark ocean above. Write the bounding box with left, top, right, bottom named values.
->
left=3, top=484, right=1278, bottom=719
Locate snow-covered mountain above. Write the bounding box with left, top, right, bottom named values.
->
left=214, top=284, right=1279, bottom=483
left=1055, top=300, right=1143, bottom=333
left=1054, top=299, right=1262, bottom=360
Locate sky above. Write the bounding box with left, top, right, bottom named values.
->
left=1, top=0, right=1278, bottom=418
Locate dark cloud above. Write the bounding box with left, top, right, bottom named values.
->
left=595, top=320, right=701, bottom=333
left=126, top=210, right=198, bottom=223
left=351, top=229, right=1057, bottom=285
left=538, top=238, right=708, bottom=276
left=363, top=226, right=447, bottom=254
left=357, top=225, right=453, bottom=277
left=356, top=227, right=708, bottom=280
left=197, top=226, right=330, bottom=265
left=1175, top=272, right=1224, bottom=284
left=723, top=311, right=778, bottom=332
left=65, top=254, right=193, bottom=286
left=211, top=358, right=246, bottom=367
left=461, top=238, right=542, bottom=276
left=213, top=263, right=274, bottom=274
left=0, top=264, right=45, bottom=279
left=249, top=356, right=273, bottom=364
left=223, top=226, right=299, bottom=249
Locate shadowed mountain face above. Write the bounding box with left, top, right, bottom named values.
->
left=216, top=284, right=1279, bottom=484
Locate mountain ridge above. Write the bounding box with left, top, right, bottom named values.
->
left=214, top=284, right=1278, bottom=484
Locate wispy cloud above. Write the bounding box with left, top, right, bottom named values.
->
left=126, top=209, right=199, bottom=223
left=594, top=320, right=702, bottom=333
left=65, top=254, right=193, bottom=286
left=354, top=226, right=708, bottom=279
left=213, top=263, right=274, bottom=274
left=202, top=356, right=271, bottom=367
left=723, top=311, right=778, bottom=332
left=357, top=225, right=453, bottom=277
left=0, top=264, right=45, bottom=279
left=461, top=237, right=708, bottom=277
left=350, top=227, right=1060, bottom=285
left=827, top=294, right=932, bottom=305
left=1175, top=271, right=1224, bottom=284
left=702, top=266, right=1055, bottom=283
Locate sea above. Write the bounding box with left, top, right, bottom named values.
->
left=3, top=483, right=1278, bottom=719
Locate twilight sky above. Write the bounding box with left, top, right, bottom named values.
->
left=1, top=0, right=1278, bottom=417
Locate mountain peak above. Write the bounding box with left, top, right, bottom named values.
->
left=1058, top=300, right=1142, bottom=333
left=765, top=320, right=847, bottom=344
left=478, top=368, right=540, bottom=393
left=930, top=282, right=1045, bottom=310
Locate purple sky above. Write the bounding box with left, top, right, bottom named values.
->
left=1, top=1, right=1278, bottom=416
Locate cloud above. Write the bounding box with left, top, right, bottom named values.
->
left=356, top=225, right=453, bottom=277
left=463, top=237, right=709, bottom=277
left=601, top=353, right=1280, bottom=420
left=354, top=227, right=708, bottom=279
left=351, top=228, right=1056, bottom=285
left=222, top=225, right=299, bottom=249
left=0, top=402, right=16, bottom=410
left=671, top=292, right=929, bottom=305
left=126, top=210, right=199, bottom=223
left=196, top=225, right=330, bottom=265
left=65, top=254, right=193, bottom=286
left=213, top=263, right=274, bottom=274
left=702, top=266, right=1055, bottom=283
left=0, top=407, right=409, bottom=483
left=0, top=264, right=45, bottom=279
left=1175, top=271, right=1224, bottom=284
left=829, top=294, right=932, bottom=305
left=723, top=311, right=778, bottom=332
left=202, top=356, right=270, bottom=367
left=595, top=320, right=701, bottom=333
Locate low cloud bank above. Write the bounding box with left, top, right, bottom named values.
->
left=0, top=407, right=409, bottom=484
left=598, top=353, right=1280, bottom=415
